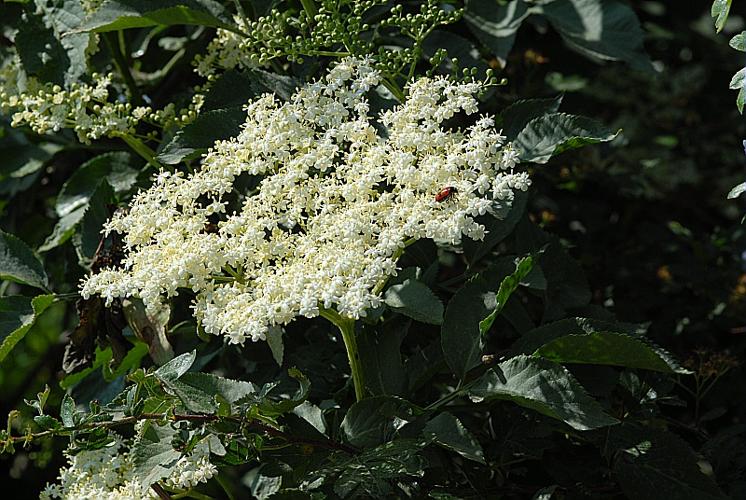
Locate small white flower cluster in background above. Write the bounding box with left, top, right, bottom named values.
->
left=81, top=57, right=530, bottom=345
left=39, top=432, right=217, bottom=500
left=0, top=57, right=205, bottom=143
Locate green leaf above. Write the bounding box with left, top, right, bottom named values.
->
left=154, top=350, right=196, bottom=381
left=157, top=108, right=247, bottom=164
left=727, top=181, right=746, bottom=199
left=463, top=0, right=531, bottom=66
left=441, top=276, right=492, bottom=380
left=357, top=319, right=407, bottom=396
left=341, top=396, right=419, bottom=448
left=265, top=325, right=284, bottom=367
left=384, top=279, right=443, bottom=325
left=711, top=0, right=733, bottom=33
left=317, top=439, right=427, bottom=498
left=0, top=231, right=48, bottom=290
left=60, top=394, right=76, bottom=428
left=130, top=424, right=182, bottom=493
left=423, top=412, right=485, bottom=464
left=542, top=0, right=654, bottom=72
left=730, top=31, right=746, bottom=51
left=469, top=355, right=618, bottom=430
left=254, top=367, right=310, bottom=415
left=501, top=96, right=563, bottom=142
left=514, top=112, right=618, bottom=164
left=163, top=372, right=257, bottom=413
left=76, top=0, right=235, bottom=33
left=39, top=208, right=86, bottom=253
left=729, top=68, right=746, bottom=113
left=74, top=180, right=115, bottom=264
left=56, top=152, right=137, bottom=217
left=511, top=317, right=689, bottom=374
left=609, top=425, right=728, bottom=499
left=15, top=0, right=91, bottom=85
left=0, top=295, right=54, bottom=363
left=479, top=256, right=533, bottom=335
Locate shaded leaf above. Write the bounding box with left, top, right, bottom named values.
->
left=542, top=0, right=653, bottom=71
left=0, top=295, right=54, bottom=363
left=464, top=0, right=531, bottom=66
left=341, top=395, right=419, bottom=448
left=469, top=355, right=618, bottom=430
left=501, top=96, right=563, bottom=142
left=77, top=0, right=234, bottom=33
left=479, top=255, right=533, bottom=335
left=423, top=412, right=485, bottom=464
left=384, top=279, right=443, bottom=325
left=0, top=231, right=48, bottom=290
left=514, top=112, right=618, bottom=164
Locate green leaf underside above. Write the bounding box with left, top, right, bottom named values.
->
left=469, top=355, right=618, bottom=430
left=515, top=112, right=618, bottom=163
left=384, top=279, right=443, bottom=325
left=0, top=231, right=48, bottom=290
left=77, top=0, right=234, bottom=33
left=479, top=255, right=533, bottom=335
left=423, top=412, right=485, bottom=464
left=0, top=295, right=54, bottom=363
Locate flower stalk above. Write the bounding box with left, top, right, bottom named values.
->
left=321, top=308, right=365, bottom=401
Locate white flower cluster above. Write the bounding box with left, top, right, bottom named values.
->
left=0, top=57, right=205, bottom=143
left=81, top=58, right=529, bottom=344
left=40, top=432, right=217, bottom=500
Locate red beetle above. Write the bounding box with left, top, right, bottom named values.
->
left=435, top=186, right=457, bottom=202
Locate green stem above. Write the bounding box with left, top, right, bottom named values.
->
left=382, top=77, right=406, bottom=103
left=103, top=32, right=141, bottom=105
left=320, top=308, right=365, bottom=401
left=119, top=134, right=163, bottom=169
left=300, top=0, right=318, bottom=19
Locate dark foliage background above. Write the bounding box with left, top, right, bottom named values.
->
left=0, top=0, right=745, bottom=498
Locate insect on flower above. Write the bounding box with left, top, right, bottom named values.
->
left=435, top=186, right=457, bottom=202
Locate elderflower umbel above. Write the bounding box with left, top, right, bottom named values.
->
left=81, top=58, right=530, bottom=345
left=39, top=431, right=217, bottom=500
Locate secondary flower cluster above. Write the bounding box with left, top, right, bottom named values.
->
left=0, top=57, right=204, bottom=143
left=40, top=432, right=217, bottom=499
left=81, top=58, right=529, bottom=344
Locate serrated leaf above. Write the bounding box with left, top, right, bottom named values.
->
left=33, top=414, right=62, bottom=431
left=501, top=96, right=563, bottom=142
left=511, top=317, right=688, bottom=374
left=464, top=0, right=532, bottom=66
left=341, top=396, right=420, bottom=448
left=469, top=355, right=618, bottom=430
left=479, top=256, right=533, bottom=335
left=542, top=0, right=653, bottom=72
left=76, top=0, right=235, bottom=33
left=441, top=276, right=492, bottom=380
left=0, top=294, right=54, bottom=363
left=711, top=0, right=733, bottom=33
left=514, top=112, right=618, bottom=164
left=154, top=350, right=195, bottom=381
left=423, top=412, right=485, bottom=464
left=0, top=230, right=48, bottom=290
left=384, top=279, right=443, bottom=325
